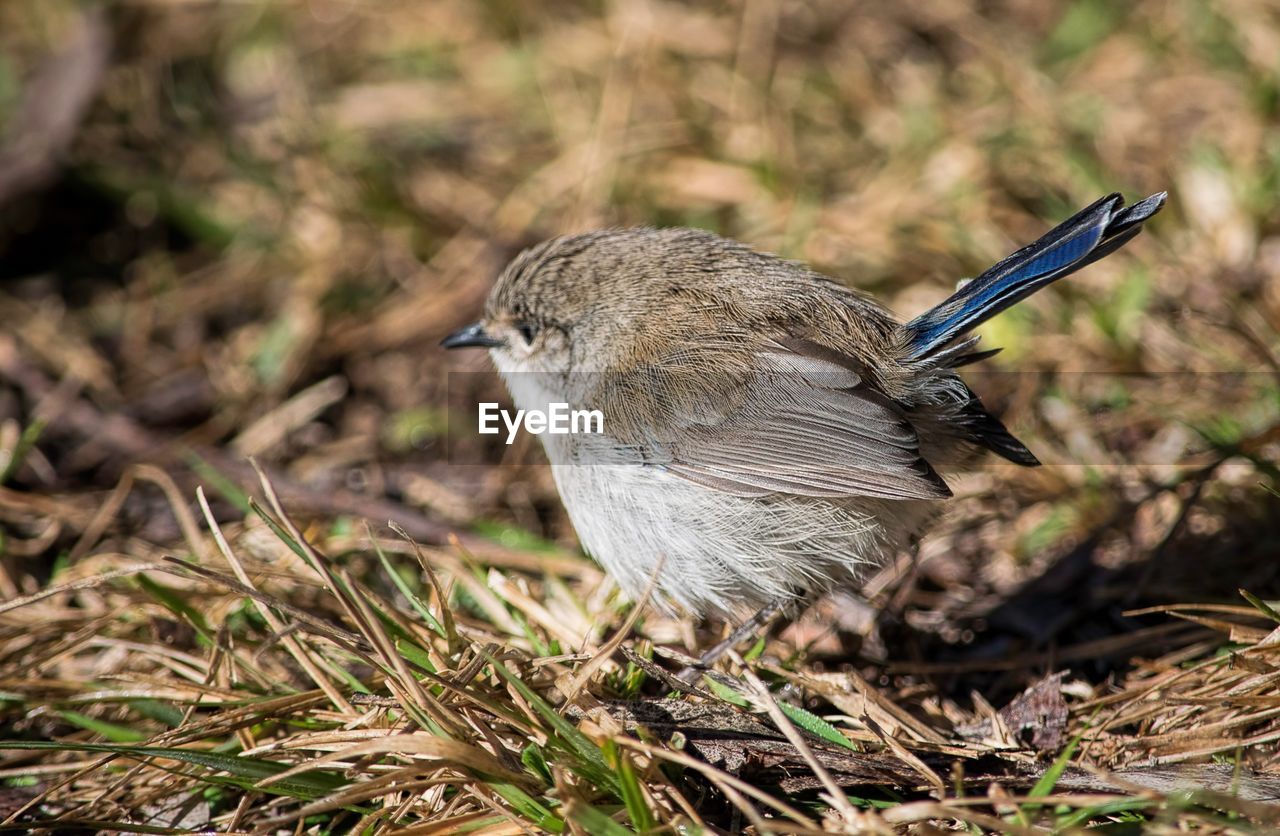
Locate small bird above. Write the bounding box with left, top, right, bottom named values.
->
left=444, top=193, right=1166, bottom=635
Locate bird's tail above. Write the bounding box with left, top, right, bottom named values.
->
left=902, top=192, right=1167, bottom=361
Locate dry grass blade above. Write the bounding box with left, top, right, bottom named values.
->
left=733, top=651, right=863, bottom=823
left=255, top=734, right=528, bottom=790
left=614, top=737, right=821, bottom=830
left=861, top=715, right=947, bottom=800
left=2, top=1, right=1278, bottom=831
left=155, top=556, right=369, bottom=649
left=561, top=555, right=663, bottom=702
left=250, top=461, right=469, bottom=737
left=195, top=486, right=355, bottom=714
left=389, top=521, right=461, bottom=653
left=0, top=563, right=156, bottom=616
left=881, top=801, right=1045, bottom=834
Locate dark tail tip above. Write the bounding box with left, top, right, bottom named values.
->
left=1109, top=192, right=1167, bottom=235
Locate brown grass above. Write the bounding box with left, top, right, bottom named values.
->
left=0, top=0, right=1278, bottom=832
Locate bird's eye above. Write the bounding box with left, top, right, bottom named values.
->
left=515, top=322, right=538, bottom=344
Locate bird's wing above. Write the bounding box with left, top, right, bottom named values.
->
left=613, top=338, right=952, bottom=501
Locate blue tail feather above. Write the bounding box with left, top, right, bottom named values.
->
left=903, top=192, right=1166, bottom=361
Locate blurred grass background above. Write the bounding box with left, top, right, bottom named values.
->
left=1, top=0, right=1279, bottom=831
left=1, top=0, right=1275, bottom=593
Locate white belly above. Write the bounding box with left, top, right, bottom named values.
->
left=550, top=461, right=935, bottom=616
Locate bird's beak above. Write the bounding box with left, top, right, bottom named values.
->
left=441, top=322, right=504, bottom=349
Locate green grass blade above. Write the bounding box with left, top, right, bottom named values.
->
left=0, top=418, right=44, bottom=485
left=607, top=740, right=656, bottom=832
left=394, top=637, right=438, bottom=674
left=1055, top=797, right=1156, bottom=829
left=488, top=781, right=566, bottom=833
left=0, top=818, right=203, bottom=834
left=56, top=711, right=149, bottom=743
left=0, top=740, right=347, bottom=799
left=136, top=574, right=214, bottom=644
left=185, top=452, right=251, bottom=515
left=777, top=701, right=860, bottom=752
left=566, top=801, right=632, bottom=835
left=701, top=676, right=749, bottom=707
left=481, top=651, right=620, bottom=796
left=372, top=535, right=447, bottom=638
left=1027, top=735, right=1080, bottom=804
left=248, top=498, right=309, bottom=562
left=521, top=743, right=554, bottom=785
left=1240, top=588, right=1280, bottom=624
